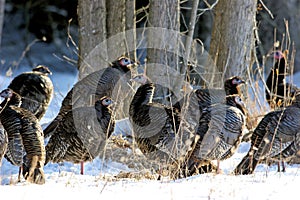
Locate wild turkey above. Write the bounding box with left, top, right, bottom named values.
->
left=234, top=91, right=300, bottom=175
left=3, top=65, right=54, bottom=121
left=171, top=75, right=245, bottom=174
left=129, top=75, right=194, bottom=170
left=129, top=75, right=246, bottom=176
left=44, top=56, right=136, bottom=138
left=265, top=50, right=298, bottom=108
left=0, top=88, right=46, bottom=184
left=183, top=76, right=245, bottom=133
left=184, top=94, right=247, bottom=176
left=0, top=122, right=8, bottom=166
left=45, top=96, right=115, bottom=175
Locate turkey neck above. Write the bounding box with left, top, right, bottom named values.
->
left=267, top=57, right=287, bottom=87
left=111, top=64, right=130, bottom=73
left=226, top=96, right=246, bottom=115
left=137, top=83, right=155, bottom=105
left=275, top=57, right=287, bottom=76
left=129, top=83, right=155, bottom=123
left=224, top=83, right=239, bottom=95
left=292, top=96, right=300, bottom=108
left=94, top=101, right=111, bottom=121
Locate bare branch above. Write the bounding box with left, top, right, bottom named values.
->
left=184, top=0, right=200, bottom=65
left=259, top=0, right=274, bottom=19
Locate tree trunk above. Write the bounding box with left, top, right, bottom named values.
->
left=209, top=0, right=257, bottom=84
left=0, top=0, right=5, bottom=48
left=78, top=0, right=136, bottom=79
left=106, top=0, right=126, bottom=60
left=183, top=0, right=200, bottom=71
left=147, top=0, right=182, bottom=95
left=78, top=0, right=107, bottom=79
left=257, top=0, right=300, bottom=72
left=125, top=0, right=136, bottom=60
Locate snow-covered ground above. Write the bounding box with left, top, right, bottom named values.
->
left=1, top=64, right=300, bottom=199
left=2, top=7, right=300, bottom=199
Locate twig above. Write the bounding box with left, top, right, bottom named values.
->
left=259, top=0, right=274, bottom=19
left=14, top=38, right=42, bottom=68
left=100, top=181, right=108, bottom=194
left=181, top=0, right=200, bottom=75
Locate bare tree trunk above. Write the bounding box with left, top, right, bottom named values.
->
left=147, top=0, right=181, bottom=94
left=0, top=0, right=5, bottom=48
left=183, top=0, right=200, bottom=74
left=78, top=0, right=107, bottom=79
left=125, top=0, right=136, bottom=60
left=78, top=0, right=136, bottom=78
left=209, top=0, right=257, bottom=83
left=106, top=0, right=126, bottom=59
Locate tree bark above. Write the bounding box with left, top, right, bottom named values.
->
left=106, top=0, right=126, bottom=60
left=78, top=0, right=136, bottom=79
left=78, top=0, right=107, bottom=79
left=0, top=0, right=5, bottom=48
left=183, top=0, right=200, bottom=73
left=125, top=0, right=136, bottom=60
left=209, top=0, right=257, bottom=84
left=147, top=0, right=182, bottom=95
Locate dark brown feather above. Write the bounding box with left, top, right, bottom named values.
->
left=45, top=97, right=115, bottom=165
left=234, top=93, right=300, bottom=175
left=5, top=65, right=53, bottom=121
left=0, top=89, right=46, bottom=184
left=44, top=56, right=135, bottom=138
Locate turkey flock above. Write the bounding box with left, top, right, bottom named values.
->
left=0, top=51, right=300, bottom=184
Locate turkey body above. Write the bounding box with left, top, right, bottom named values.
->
left=45, top=97, right=115, bottom=165
left=0, top=123, right=8, bottom=165
left=184, top=95, right=247, bottom=176
left=0, top=89, right=46, bottom=184
left=234, top=94, right=300, bottom=175
left=130, top=83, right=173, bottom=158
left=6, top=65, right=53, bottom=121
left=129, top=78, right=194, bottom=167
left=44, top=56, right=135, bottom=138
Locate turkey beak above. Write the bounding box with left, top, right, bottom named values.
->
left=241, top=101, right=246, bottom=109
left=234, top=79, right=245, bottom=85
left=295, top=91, right=300, bottom=102
left=107, top=101, right=116, bottom=112
left=0, top=92, right=6, bottom=99
left=130, top=60, right=140, bottom=69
